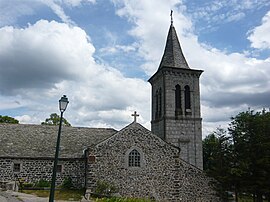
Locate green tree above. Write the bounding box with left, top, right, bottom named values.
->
left=203, top=128, right=233, bottom=200
left=204, top=110, right=270, bottom=202
left=0, top=115, right=19, bottom=124
left=229, top=110, right=270, bottom=202
left=41, top=113, right=71, bottom=126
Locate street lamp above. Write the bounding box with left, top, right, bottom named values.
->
left=49, top=95, right=69, bottom=202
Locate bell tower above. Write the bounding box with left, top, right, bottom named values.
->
left=148, top=13, right=203, bottom=169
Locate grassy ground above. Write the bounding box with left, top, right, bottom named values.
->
left=94, top=198, right=153, bottom=202
left=21, top=190, right=268, bottom=202
left=21, top=190, right=153, bottom=202
left=228, top=195, right=268, bottom=202
left=238, top=196, right=268, bottom=202
left=22, top=189, right=84, bottom=201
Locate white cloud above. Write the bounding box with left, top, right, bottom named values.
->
left=62, top=0, right=96, bottom=7
left=0, top=20, right=150, bottom=129
left=42, top=0, right=96, bottom=25
left=15, top=115, right=32, bottom=123
left=100, top=43, right=138, bottom=54
left=112, top=0, right=192, bottom=75
left=248, top=11, right=270, bottom=50
left=42, top=0, right=75, bottom=25
left=110, top=0, right=270, bottom=135
left=0, top=20, right=94, bottom=94
left=0, top=0, right=38, bottom=26
left=0, top=0, right=95, bottom=26
left=1, top=0, right=270, bottom=136
left=189, top=0, right=270, bottom=31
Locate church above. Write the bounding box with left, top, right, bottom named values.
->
left=0, top=18, right=220, bottom=201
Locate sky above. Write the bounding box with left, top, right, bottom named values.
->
left=0, top=0, right=270, bottom=137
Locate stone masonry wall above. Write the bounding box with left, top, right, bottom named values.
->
left=0, top=158, right=85, bottom=188
left=150, top=72, right=165, bottom=140
left=163, top=69, right=203, bottom=169
left=87, top=123, right=220, bottom=201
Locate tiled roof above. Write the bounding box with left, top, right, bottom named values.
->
left=159, top=24, right=189, bottom=69
left=0, top=124, right=117, bottom=158
left=96, top=121, right=180, bottom=152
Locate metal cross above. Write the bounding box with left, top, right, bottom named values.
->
left=170, top=10, right=173, bottom=25
left=131, top=111, right=139, bottom=122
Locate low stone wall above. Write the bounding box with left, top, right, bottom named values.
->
left=0, top=157, right=86, bottom=188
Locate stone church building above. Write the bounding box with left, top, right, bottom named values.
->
left=0, top=20, right=220, bottom=201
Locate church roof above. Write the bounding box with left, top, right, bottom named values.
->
left=96, top=121, right=180, bottom=152
left=0, top=124, right=117, bottom=159
left=159, top=24, right=189, bottom=69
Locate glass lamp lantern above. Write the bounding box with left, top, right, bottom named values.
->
left=59, top=95, right=69, bottom=112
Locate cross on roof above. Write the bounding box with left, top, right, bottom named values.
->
left=170, top=10, right=173, bottom=25
left=131, top=111, right=139, bottom=122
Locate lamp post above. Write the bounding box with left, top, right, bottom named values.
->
left=49, top=95, right=69, bottom=202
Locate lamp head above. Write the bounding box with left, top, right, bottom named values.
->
left=59, top=95, right=69, bottom=112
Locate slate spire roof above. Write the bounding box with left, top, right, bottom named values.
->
left=159, top=22, right=189, bottom=69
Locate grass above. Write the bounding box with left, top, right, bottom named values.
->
left=22, top=189, right=85, bottom=201
left=238, top=196, right=268, bottom=202
left=21, top=190, right=153, bottom=202
left=94, top=198, right=154, bottom=202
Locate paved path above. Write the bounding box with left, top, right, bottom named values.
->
left=0, top=190, right=92, bottom=202
left=0, top=191, right=21, bottom=202
left=0, top=195, right=8, bottom=202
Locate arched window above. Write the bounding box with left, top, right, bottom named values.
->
left=155, top=90, right=159, bottom=119
left=155, top=88, right=162, bottom=119
left=128, top=149, right=141, bottom=167
left=175, top=84, right=181, bottom=110
left=184, top=85, right=191, bottom=111
left=158, top=88, right=162, bottom=117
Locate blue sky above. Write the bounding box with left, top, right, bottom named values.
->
left=0, top=0, right=270, bottom=136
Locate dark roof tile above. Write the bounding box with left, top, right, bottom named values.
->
left=159, top=24, right=189, bottom=69
left=0, top=124, right=117, bottom=158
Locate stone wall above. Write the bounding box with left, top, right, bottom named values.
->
left=87, top=123, right=220, bottom=201
left=0, top=157, right=86, bottom=188
left=149, top=67, right=203, bottom=169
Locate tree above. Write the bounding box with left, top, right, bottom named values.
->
left=0, top=115, right=19, bottom=124
left=41, top=113, right=71, bottom=126
left=228, top=110, right=270, bottom=202
left=203, top=128, right=233, bottom=200
left=204, top=110, right=270, bottom=202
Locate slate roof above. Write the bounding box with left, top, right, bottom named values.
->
left=159, top=24, right=189, bottom=69
left=96, top=121, right=180, bottom=152
left=0, top=124, right=117, bottom=159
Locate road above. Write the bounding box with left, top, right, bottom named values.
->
left=0, top=191, right=21, bottom=202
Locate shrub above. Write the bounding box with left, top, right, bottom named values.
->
left=61, top=177, right=73, bottom=189
left=94, top=198, right=154, bottom=202
left=35, top=179, right=51, bottom=188
left=23, top=182, right=34, bottom=188
left=95, top=181, right=117, bottom=196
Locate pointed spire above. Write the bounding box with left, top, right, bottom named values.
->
left=158, top=11, right=189, bottom=69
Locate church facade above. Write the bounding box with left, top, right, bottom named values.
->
left=0, top=20, right=220, bottom=201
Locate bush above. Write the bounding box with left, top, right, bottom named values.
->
left=23, top=182, right=34, bottom=188
left=61, top=177, right=73, bottom=189
left=16, top=178, right=34, bottom=190
left=95, top=181, right=117, bottom=196
left=94, top=198, right=154, bottom=202
left=35, top=179, right=51, bottom=188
